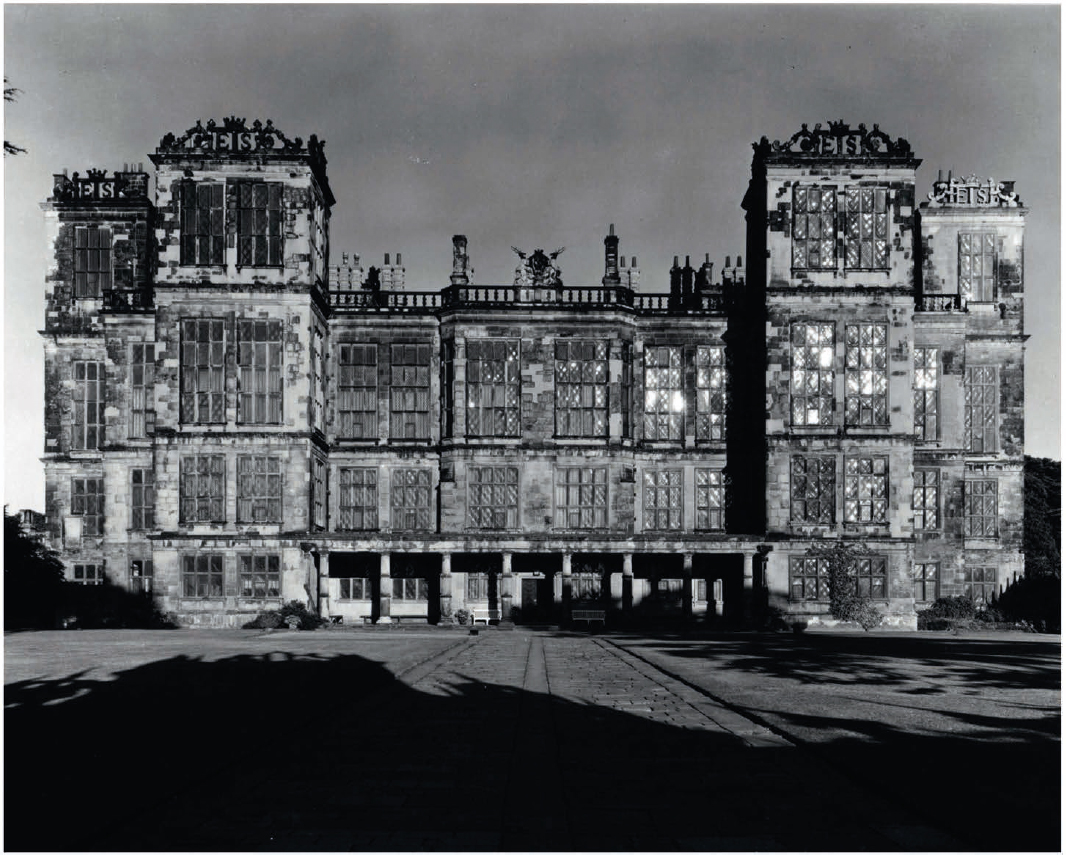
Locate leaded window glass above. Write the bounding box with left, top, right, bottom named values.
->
left=792, top=185, right=836, bottom=269
left=466, top=573, right=490, bottom=600
left=181, top=319, right=226, bottom=424
left=959, top=233, right=996, bottom=302
left=695, top=469, right=724, bottom=531
left=392, top=577, right=429, bottom=601
left=337, top=344, right=378, bottom=439
left=964, top=480, right=997, bottom=537
left=555, top=468, right=608, bottom=529
left=71, top=476, right=104, bottom=535
left=790, top=556, right=829, bottom=601
left=845, top=186, right=889, bottom=269
left=644, top=346, right=683, bottom=441
left=390, top=344, right=432, bottom=440
left=74, top=564, right=105, bottom=586
left=914, top=347, right=939, bottom=441
left=555, top=340, right=608, bottom=437
left=845, top=324, right=887, bottom=425
left=391, top=469, right=433, bottom=531
left=790, top=456, right=835, bottom=524
left=571, top=572, right=603, bottom=601
left=852, top=556, right=888, bottom=598
left=337, top=468, right=377, bottom=531
left=237, top=320, right=283, bottom=424
left=74, top=226, right=111, bottom=296
left=237, top=183, right=283, bottom=267
left=845, top=457, right=888, bottom=524
left=180, top=182, right=224, bottom=266
left=696, top=346, right=725, bottom=441
left=72, top=360, right=104, bottom=450
left=130, top=468, right=155, bottom=530
left=179, top=455, right=225, bottom=523
left=311, top=455, right=327, bottom=530
left=643, top=469, right=683, bottom=531
left=965, top=367, right=997, bottom=453
left=239, top=554, right=281, bottom=598
left=182, top=553, right=223, bottom=598
left=469, top=466, right=519, bottom=529
left=791, top=323, right=835, bottom=426
left=129, top=555, right=153, bottom=594
left=467, top=340, right=520, bottom=437
left=913, top=563, right=939, bottom=601
left=962, top=566, right=997, bottom=606
left=913, top=469, right=939, bottom=531
left=130, top=344, right=156, bottom=438
left=237, top=456, right=282, bottom=523
left=339, top=577, right=373, bottom=600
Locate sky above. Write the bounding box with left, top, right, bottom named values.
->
left=3, top=4, right=1060, bottom=511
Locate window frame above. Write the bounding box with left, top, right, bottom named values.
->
left=914, top=346, right=939, bottom=442
left=390, top=344, right=432, bottom=441
left=180, top=181, right=225, bottom=267
left=236, top=181, right=284, bottom=268
left=130, top=467, right=155, bottom=530
left=391, top=577, right=429, bottom=602
left=790, top=456, right=835, bottom=525
left=179, top=454, right=226, bottom=524
left=182, top=553, right=224, bottom=599
left=792, top=185, right=837, bottom=270
left=72, top=360, right=105, bottom=451
left=180, top=319, right=226, bottom=425
left=913, top=469, right=940, bottom=531
left=791, top=322, right=836, bottom=427
left=844, top=456, right=889, bottom=524
left=468, top=466, right=519, bottom=530
left=71, top=476, right=104, bottom=536
left=643, top=346, right=684, bottom=442
left=844, top=186, right=890, bottom=270
left=73, top=226, right=112, bottom=297
left=695, top=468, right=724, bottom=531
left=339, top=576, right=373, bottom=601
left=129, top=343, right=156, bottom=438
left=913, top=562, right=939, bottom=602
left=554, top=339, right=609, bottom=438
left=73, top=563, right=105, bottom=586
left=238, top=553, right=281, bottom=599
left=964, top=479, right=998, bottom=538
left=962, top=566, right=998, bottom=606
left=236, top=455, right=283, bottom=524
left=391, top=468, right=433, bottom=531
left=965, top=366, right=998, bottom=453
left=466, top=339, right=521, bottom=438
left=959, top=232, right=997, bottom=302
left=643, top=468, right=683, bottom=531
left=337, top=343, right=378, bottom=439
left=337, top=467, right=378, bottom=531
left=790, top=556, right=829, bottom=601
left=236, top=320, right=283, bottom=425
left=695, top=345, right=726, bottom=441
left=554, top=467, right=608, bottom=530
left=844, top=323, right=888, bottom=426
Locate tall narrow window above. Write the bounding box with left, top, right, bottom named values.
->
left=791, top=456, right=835, bottom=524
left=964, top=479, right=998, bottom=537
left=237, top=320, right=282, bottom=424
left=695, top=469, right=724, bottom=530
left=311, top=455, right=326, bottom=530
left=914, top=347, right=939, bottom=442
left=71, top=476, right=104, bottom=535
left=643, top=469, right=683, bottom=531
left=239, top=554, right=281, bottom=598
left=696, top=346, right=725, bottom=441
left=845, top=324, right=887, bottom=425
left=555, top=468, right=608, bottom=529
left=644, top=346, right=683, bottom=441
left=309, top=326, right=325, bottom=431
left=913, top=563, right=939, bottom=602
left=237, top=456, right=282, bottom=523
left=337, top=468, right=377, bottom=531
left=555, top=340, right=608, bottom=437
left=129, top=554, right=153, bottom=594
left=391, top=469, right=433, bottom=531
left=237, top=183, right=283, bottom=266
left=337, top=344, right=378, bottom=439
left=74, top=226, right=111, bottom=296
left=959, top=233, right=996, bottom=302
left=793, top=185, right=837, bottom=269
left=390, top=344, right=432, bottom=440
left=72, top=360, right=104, bottom=450
left=442, top=341, right=455, bottom=438
left=130, top=344, right=156, bottom=438
left=790, top=556, right=829, bottom=601
left=180, top=182, right=224, bottom=266
left=791, top=323, right=835, bottom=426
left=179, top=455, right=225, bottom=523
left=182, top=553, right=223, bottom=598
left=621, top=342, right=632, bottom=439
left=130, top=468, right=155, bottom=530
left=181, top=319, right=226, bottom=424
left=469, top=466, right=519, bottom=529
left=965, top=366, right=997, bottom=453
left=913, top=469, right=940, bottom=531
left=845, top=186, right=889, bottom=269
left=467, top=340, right=520, bottom=438
left=845, top=456, right=888, bottom=524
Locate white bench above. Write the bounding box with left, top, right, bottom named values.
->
left=571, top=609, right=606, bottom=627
left=471, top=607, right=500, bottom=625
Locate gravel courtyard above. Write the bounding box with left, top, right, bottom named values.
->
left=5, top=627, right=1059, bottom=851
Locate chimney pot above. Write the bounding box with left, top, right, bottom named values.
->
left=384, top=253, right=390, bottom=265
left=705, top=253, right=710, bottom=264
left=673, top=255, right=679, bottom=267
left=725, top=255, right=731, bottom=267
left=736, top=255, right=742, bottom=267
left=609, top=223, right=615, bottom=236
left=685, top=255, right=691, bottom=268
left=632, top=256, right=637, bottom=267
left=396, top=252, right=402, bottom=266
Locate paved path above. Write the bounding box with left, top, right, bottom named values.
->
left=6, top=629, right=984, bottom=850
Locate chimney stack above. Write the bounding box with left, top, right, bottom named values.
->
left=451, top=235, right=470, bottom=286
left=602, top=223, right=621, bottom=286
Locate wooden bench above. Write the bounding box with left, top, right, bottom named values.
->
left=571, top=609, right=606, bottom=627
left=472, top=607, right=500, bottom=625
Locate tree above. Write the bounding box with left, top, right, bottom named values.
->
left=806, top=539, right=882, bottom=630
left=1024, top=456, right=1060, bottom=578
left=5, top=77, right=26, bottom=156
left=4, top=508, right=67, bottom=628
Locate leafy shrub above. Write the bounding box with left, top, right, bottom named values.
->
left=917, top=612, right=954, bottom=631
left=925, top=596, right=977, bottom=620
left=244, top=600, right=325, bottom=631
left=455, top=608, right=472, bottom=626
left=846, top=600, right=883, bottom=631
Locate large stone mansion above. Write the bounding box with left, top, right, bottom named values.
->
left=40, top=118, right=1026, bottom=628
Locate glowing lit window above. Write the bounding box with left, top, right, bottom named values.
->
left=644, top=346, right=683, bottom=441
left=791, top=323, right=835, bottom=426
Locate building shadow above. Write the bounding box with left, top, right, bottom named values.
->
left=3, top=632, right=1060, bottom=851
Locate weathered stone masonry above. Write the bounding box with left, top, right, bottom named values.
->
left=40, top=119, right=1026, bottom=628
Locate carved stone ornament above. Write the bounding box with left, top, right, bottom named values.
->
left=512, top=246, right=565, bottom=288
left=753, top=120, right=913, bottom=159
left=926, top=175, right=1020, bottom=208
left=157, top=117, right=309, bottom=156
left=51, top=169, right=148, bottom=202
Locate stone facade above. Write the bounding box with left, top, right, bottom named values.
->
left=39, top=119, right=1026, bottom=629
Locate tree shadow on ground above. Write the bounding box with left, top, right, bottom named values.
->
left=3, top=633, right=1060, bottom=852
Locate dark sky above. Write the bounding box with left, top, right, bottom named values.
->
left=4, top=4, right=1060, bottom=509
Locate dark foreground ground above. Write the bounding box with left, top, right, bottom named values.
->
left=4, top=627, right=1060, bottom=851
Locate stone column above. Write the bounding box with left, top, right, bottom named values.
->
left=742, top=551, right=755, bottom=622
left=561, top=553, right=573, bottom=617
left=622, top=553, right=634, bottom=613
left=377, top=553, right=392, bottom=624
left=317, top=549, right=330, bottom=620
left=682, top=552, right=694, bottom=619
left=500, top=552, right=514, bottom=624
left=439, top=553, right=454, bottom=625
